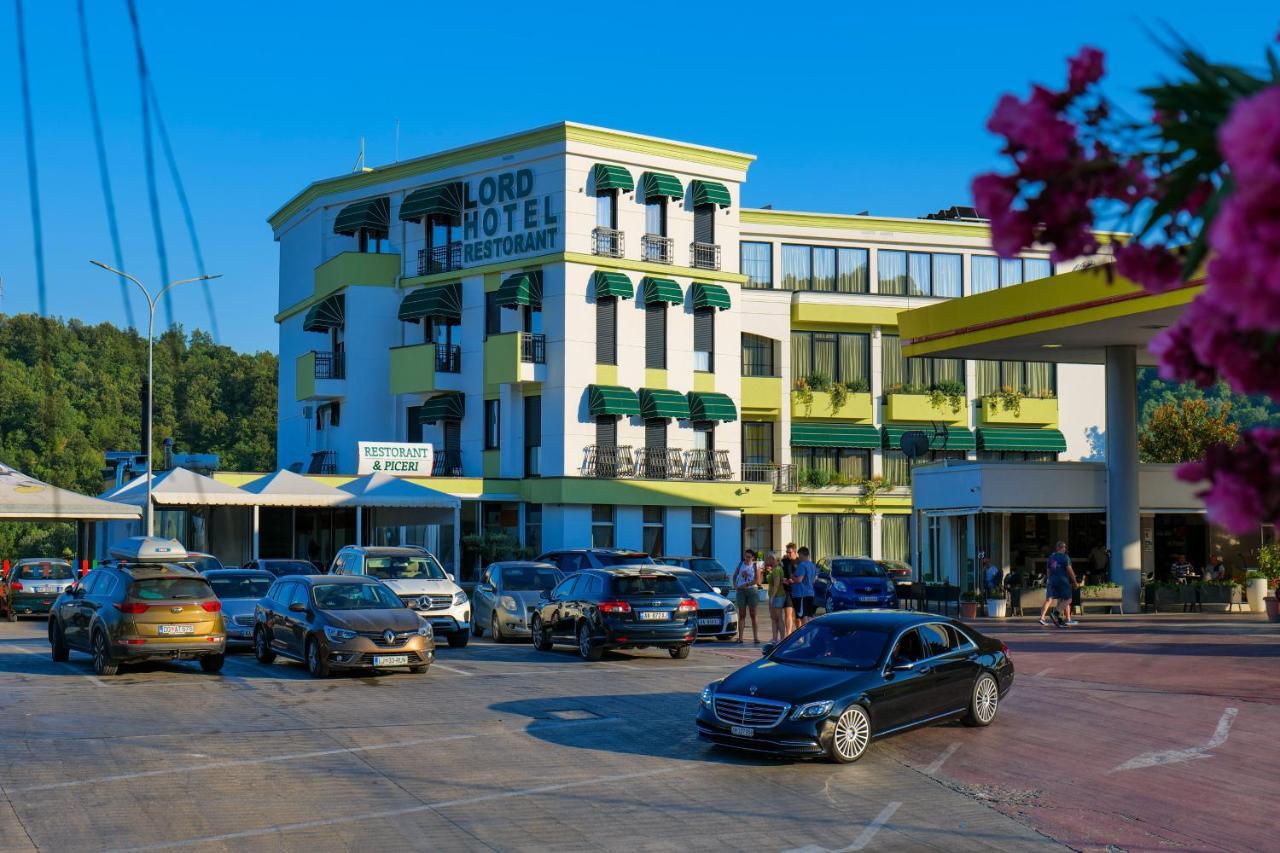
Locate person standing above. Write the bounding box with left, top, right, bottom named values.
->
left=732, top=549, right=760, bottom=644
left=1039, top=541, right=1079, bottom=627
left=791, top=547, right=818, bottom=628
left=764, top=551, right=789, bottom=642
left=1089, top=542, right=1110, bottom=580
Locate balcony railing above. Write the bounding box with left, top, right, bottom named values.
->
left=434, top=343, right=461, bottom=373
left=521, top=332, right=546, bottom=364
left=307, top=450, right=337, bottom=475
left=634, top=447, right=684, bottom=480
left=432, top=450, right=463, bottom=477
left=742, top=462, right=796, bottom=492
left=581, top=445, right=636, bottom=478
left=690, top=241, right=721, bottom=271
left=641, top=234, right=674, bottom=265
left=685, top=449, right=733, bottom=481
left=591, top=226, right=625, bottom=258
left=417, top=242, right=462, bottom=276
left=582, top=446, right=733, bottom=480
left=314, top=350, right=345, bottom=380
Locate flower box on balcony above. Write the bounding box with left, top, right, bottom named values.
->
left=885, top=393, right=966, bottom=424
left=790, top=391, right=873, bottom=421
left=980, top=396, right=1059, bottom=425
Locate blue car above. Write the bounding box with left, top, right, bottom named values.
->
left=815, top=557, right=898, bottom=612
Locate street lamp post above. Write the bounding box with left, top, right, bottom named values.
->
left=91, top=261, right=220, bottom=536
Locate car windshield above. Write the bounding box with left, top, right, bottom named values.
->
left=772, top=623, right=890, bottom=670
left=263, top=560, right=318, bottom=576
left=595, top=552, right=655, bottom=566
left=127, top=577, right=215, bottom=601
left=15, top=562, right=74, bottom=580
left=364, top=554, right=447, bottom=581
left=829, top=559, right=887, bottom=578
left=312, top=582, right=403, bottom=610
left=208, top=575, right=273, bottom=600
left=189, top=556, right=222, bottom=572
left=499, top=567, right=560, bottom=591
left=674, top=571, right=714, bottom=594
left=609, top=574, right=684, bottom=596
left=689, top=559, right=727, bottom=577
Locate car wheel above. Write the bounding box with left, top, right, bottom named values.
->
left=963, top=673, right=1000, bottom=727
left=577, top=622, right=602, bottom=662
left=409, top=664, right=429, bottom=674
left=491, top=614, right=506, bottom=644
left=253, top=627, right=276, bottom=664
left=91, top=630, right=119, bottom=677
left=49, top=620, right=69, bottom=662
left=200, top=653, right=225, bottom=674
left=668, top=644, right=690, bottom=660
left=531, top=615, right=552, bottom=651
left=305, top=638, right=330, bottom=678
left=829, top=705, right=872, bottom=763
left=447, top=631, right=469, bottom=648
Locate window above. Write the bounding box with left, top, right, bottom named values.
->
left=877, top=250, right=962, bottom=297
left=693, top=308, right=715, bottom=373
left=742, top=421, right=774, bottom=466
left=645, top=303, right=667, bottom=369
left=781, top=244, right=868, bottom=292
left=643, top=506, right=665, bottom=557
left=974, top=360, right=1056, bottom=396
left=693, top=204, right=715, bottom=245
left=743, top=515, right=771, bottom=556
left=595, top=416, right=617, bottom=449
left=645, top=198, right=666, bottom=236
left=790, top=331, right=870, bottom=388
left=792, top=513, right=870, bottom=559
left=692, top=422, right=714, bottom=451
left=881, top=514, right=909, bottom=562
left=741, top=334, right=776, bottom=377
left=524, top=395, right=541, bottom=477
left=977, top=450, right=1059, bottom=462
left=881, top=334, right=964, bottom=393
left=483, top=400, right=500, bottom=450
left=741, top=242, right=773, bottom=289
left=782, top=244, right=811, bottom=291
left=485, top=292, right=501, bottom=336
left=592, top=504, right=615, bottom=548
left=691, top=507, right=712, bottom=557
left=918, top=623, right=955, bottom=657
left=595, top=189, right=617, bottom=229
left=645, top=419, right=667, bottom=451
left=792, top=447, right=870, bottom=482
left=972, top=255, right=1053, bottom=293
left=524, top=504, right=542, bottom=554
left=406, top=405, right=423, bottom=443
left=596, top=296, right=617, bottom=365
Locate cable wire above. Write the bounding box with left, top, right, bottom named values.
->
left=14, top=0, right=47, bottom=317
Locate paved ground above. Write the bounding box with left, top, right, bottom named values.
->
left=0, top=612, right=1274, bottom=852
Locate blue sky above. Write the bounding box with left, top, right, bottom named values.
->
left=0, top=1, right=1271, bottom=354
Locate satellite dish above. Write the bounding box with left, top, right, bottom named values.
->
left=900, top=431, right=930, bottom=459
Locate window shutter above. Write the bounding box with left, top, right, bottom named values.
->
left=645, top=419, right=667, bottom=451
left=645, top=303, right=666, bottom=369
left=329, top=401, right=341, bottom=427
left=693, top=308, right=714, bottom=353
left=485, top=292, right=501, bottom=335
left=406, top=406, right=423, bottom=442
left=693, top=204, right=715, bottom=244
left=596, top=416, right=617, bottom=448
left=596, top=297, right=617, bottom=365
left=444, top=420, right=462, bottom=454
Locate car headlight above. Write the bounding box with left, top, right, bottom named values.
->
left=453, top=590, right=469, bottom=607
left=323, top=625, right=357, bottom=643
left=500, top=595, right=519, bottom=612
left=832, top=581, right=848, bottom=593
left=790, top=700, right=835, bottom=720
left=417, top=621, right=433, bottom=638
left=726, top=602, right=737, bottom=613
left=700, top=681, right=720, bottom=707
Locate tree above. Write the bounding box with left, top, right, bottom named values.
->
left=1138, top=399, right=1239, bottom=463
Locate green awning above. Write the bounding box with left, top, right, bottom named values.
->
left=792, top=423, right=882, bottom=449
left=588, top=385, right=641, bottom=417
left=496, top=271, right=543, bottom=309
left=638, top=388, right=690, bottom=420
left=640, top=171, right=683, bottom=201
left=399, top=182, right=464, bottom=225
left=691, top=282, right=731, bottom=311
left=690, top=179, right=732, bottom=208
left=593, top=270, right=634, bottom=300
left=977, top=428, right=1067, bottom=452
left=302, top=294, right=344, bottom=332
left=418, top=393, right=465, bottom=424
left=333, top=196, right=390, bottom=237
left=882, top=425, right=976, bottom=452
left=398, top=282, right=461, bottom=324
left=686, top=391, right=737, bottom=423
left=641, top=276, right=683, bottom=305
left=592, top=164, right=634, bottom=192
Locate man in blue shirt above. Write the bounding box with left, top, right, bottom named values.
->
left=791, top=546, right=819, bottom=627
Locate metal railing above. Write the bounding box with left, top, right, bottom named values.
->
left=417, top=242, right=462, bottom=276
left=521, top=332, right=546, bottom=364
left=432, top=450, right=463, bottom=477
left=583, top=446, right=734, bottom=480
left=307, top=450, right=337, bottom=475
left=314, top=350, right=345, bottom=380
left=581, top=445, right=635, bottom=478
left=634, top=447, right=685, bottom=480
left=690, top=242, right=721, bottom=271
left=435, top=343, right=461, bottom=373
left=686, top=449, right=733, bottom=481
left=641, top=234, right=674, bottom=265
left=742, top=462, right=796, bottom=492
left=591, top=226, right=625, bottom=258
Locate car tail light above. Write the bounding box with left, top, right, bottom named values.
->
left=598, top=600, right=632, bottom=614
left=120, top=638, right=145, bottom=645
left=999, top=641, right=1010, bottom=657
left=677, top=598, right=698, bottom=613
left=9, top=581, right=21, bottom=591
left=115, top=603, right=149, bottom=614
left=200, top=601, right=222, bottom=613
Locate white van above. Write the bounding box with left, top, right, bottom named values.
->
left=329, top=546, right=470, bottom=647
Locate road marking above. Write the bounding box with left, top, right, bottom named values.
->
left=110, top=767, right=678, bottom=851
left=1063, top=639, right=1122, bottom=662
left=429, top=662, right=474, bottom=676
left=922, top=743, right=960, bottom=776
left=10, top=644, right=105, bottom=687
left=1112, top=707, right=1238, bottom=772
left=783, top=801, right=902, bottom=853
left=1033, top=667, right=1052, bottom=678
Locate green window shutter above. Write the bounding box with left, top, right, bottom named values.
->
left=691, top=282, right=731, bottom=310
left=587, top=385, right=641, bottom=417
left=690, top=179, right=731, bottom=208
left=417, top=392, right=465, bottom=424
left=496, top=270, right=543, bottom=309
left=398, top=282, right=462, bottom=324
left=640, top=171, right=683, bottom=201
left=641, top=276, right=683, bottom=305
left=686, top=391, right=737, bottom=423
left=592, top=164, right=635, bottom=192
left=333, top=197, right=390, bottom=237
left=881, top=425, right=976, bottom=452
left=976, top=428, right=1067, bottom=452
left=592, top=270, right=634, bottom=300
left=791, top=423, right=881, bottom=449
left=638, top=388, right=691, bottom=420
left=399, top=182, right=465, bottom=225
left=302, top=294, right=345, bottom=332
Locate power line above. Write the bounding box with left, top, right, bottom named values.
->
left=14, top=0, right=46, bottom=317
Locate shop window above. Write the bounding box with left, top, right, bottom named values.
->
left=642, top=505, right=665, bottom=557
left=524, top=504, right=543, bottom=554
left=691, top=507, right=713, bottom=558
left=592, top=504, right=615, bottom=548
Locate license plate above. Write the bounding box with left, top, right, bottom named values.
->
left=639, top=610, right=669, bottom=621
left=698, top=617, right=719, bottom=626
left=36, top=585, right=57, bottom=593
left=373, top=655, right=409, bottom=666
left=858, top=596, right=881, bottom=603
left=158, top=624, right=195, bottom=635
left=730, top=725, right=754, bottom=737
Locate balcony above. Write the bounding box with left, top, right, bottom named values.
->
left=690, top=242, right=721, bottom=271
left=521, top=332, right=546, bottom=364
left=432, top=450, right=463, bottom=477
left=295, top=350, right=346, bottom=401
left=307, top=450, right=337, bottom=475
left=313, top=251, right=401, bottom=294
left=741, top=376, right=783, bottom=417
left=581, top=446, right=732, bottom=481
left=742, top=462, right=796, bottom=492
left=635, top=447, right=684, bottom=480
left=592, top=227, right=625, bottom=259
left=485, top=332, right=545, bottom=385
left=389, top=343, right=460, bottom=395
left=884, top=393, right=968, bottom=425
left=791, top=390, right=874, bottom=421
left=581, top=445, right=636, bottom=479
left=641, top=234, right=674, bottom=265
left=978, top=395, right=1059, bottom=426
left=417, top=242, right=462, bottom=276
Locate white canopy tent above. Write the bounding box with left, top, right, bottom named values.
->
left=0, top=463, right=140, bottom=521
left=240, top=470, right=349, bottom=507
left=102, top=467, right=258, bottom=507
left=339, top=473, right=461, bottom=553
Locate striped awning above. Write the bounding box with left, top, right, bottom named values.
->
left=588, top=385, right=641, bottom=417
left=593, top=270, right=634, bottom=300
left=641, top=276, right=682, bottom=305
left=691, top=282, right=731, bottom=310
left=882, top=425, right=976, bottom=452
left=640, top=171, right=683, bottom=201
left=977, top=428, right=1067, bottom=452
left=691, top=179, right=731, bottom=208
left=792, top=423, right=882, bottom=449
left=496, top=271, right=543, bottom=309
left=639, top=388, right=690, bottom=420
left=302, top=294, right=344, bottom=332
left=418, top=393, right=465, bottom=424
left=333, top=197, right=390, bottom=237
left=592, top=164, right=634, bottom=192
left=398, top=282, right=461, bottom=324
left=686, top=391, right=737, bottom=423
left=399, top=182, right=465, bottom=225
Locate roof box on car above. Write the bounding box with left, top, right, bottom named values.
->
left=108, top=536, right=189, bottom=563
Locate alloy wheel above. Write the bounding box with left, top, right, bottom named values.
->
left=974, top=675, right=999, bottom=724
left=832, top=707, right=870, bottom=763
left=578, top=624, right=591, bottom=658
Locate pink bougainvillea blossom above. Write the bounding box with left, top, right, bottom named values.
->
left=1114, top=243, right=1184, bottom=292
left=1151, top=296, right=1280, bottom=398
left=1067, top=46, right=1106, bottom=95
left=1177, top=428, right=1280, bottom=534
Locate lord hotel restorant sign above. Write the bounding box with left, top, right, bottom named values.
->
left=357, top=442, right=434, bottom=477
left=460, top=168, right=558, bottom=264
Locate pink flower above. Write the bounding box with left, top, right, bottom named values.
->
left=971, top=172, right=1016, bottom=219
left=1115, top=243, right=1184, bottom=292
left=1151, top=296, right=1280, bottom=397
left=1067, top=47, right=1105, bottom=96
left=1218, top=85, right=1280, bottom=193
left=1177, top=428, right=1280, bottom=533
left=1204, top=190, right=1280, bottom=329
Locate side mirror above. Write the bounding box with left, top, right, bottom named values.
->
left=761, top=642, right=776, bottom=657
left=712, top=587, right=722, bottom=595
left=479, top=583, right=494, bottom=593
left=538, top=589, right=550, bottom=601
left=446, top=573, right=455, bottom=582
left=288, top=602, right=307, bottom=613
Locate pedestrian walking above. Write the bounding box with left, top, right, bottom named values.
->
left=764, top=551, right=790, bottom=642
left=733, top=549, right=760, bottom=644
left=791, top=547, right=818, bottom=628
left=1039, top=541, right=1079, bottom=627
left=780, top=543, right=799, bottom=635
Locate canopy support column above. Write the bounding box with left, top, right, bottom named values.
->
left=355, top=506, right=363, bottom=546
left=252, top=505, right=260, bottom=560
left=1105, top=345, right=1141, bottom=612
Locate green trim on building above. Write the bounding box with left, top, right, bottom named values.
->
left=333, top=197, right=390, bottom=237
left=881, top=425, right=976, bottom=452
left=398, top=282, right=461, bottom=324
left=641, top=276, right=683, bottom=305
left=593, top=270, right=634, bottom=300
left=791, top=423, right=881, bottom=448
left=687, top=391, right=737, bottom=423
left=302, top=294, right=344, bottom=332
left=592, top=163, right=634, bottom=192
left=588, top=384, right=641, bottom=417
left=638, top=388, right=690, bottom=420
left=691, top=282, right=731, bottom=311
left=398, top=182, right=464, bottom=225
left=496, top=270, right=543, bottom=309
left=640, top=171, right=683, bottom=201
left=976, top=428, right=1067, bottom=452
left=691, top=179, right=731, bottom=208
left=418, top=392, right=465, bottom=424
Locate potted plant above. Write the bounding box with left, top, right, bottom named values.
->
left=1196, top=580, right=1242, bottom=613
left=984, top=586, right=1007, bottom=618
left=1144, top=581, right=1181, bottom=612
left=960, top=590, right=981, bottom=619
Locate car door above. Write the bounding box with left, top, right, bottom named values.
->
left=921, top=623, right=979, bottom=715
left=867, top=628, right=939, bottom=732
left=260, top=580, right=288, bottom=650
left=550, top=575, right=583, bottom=638
left=474, top=566, right=496, bottom=629
left=61, top=571, right=99, bottom=649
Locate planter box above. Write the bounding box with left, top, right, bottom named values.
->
left=885, top=393, right=966, bottom=425
left=791, top=391, right=873, bottom=421
left=1012, top=586, right=1046, bottom=615
left=979, top=396, right=1059, bottom=426
left=1079, top=587, right=1122, bottom=613
left=1197, top=584, right=1242, bottom=612
left=1145, top=586, right=1182, bottom=612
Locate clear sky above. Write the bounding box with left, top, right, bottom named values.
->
left=0, top=1, right=1271, bottom=354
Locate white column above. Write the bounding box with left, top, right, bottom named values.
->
left=1105, top=345, right=1141, bottom=612
left=355, top=506, right=363, bottom=546
left=869, top=514, right=883, bottom=559
left=252, top=505, right=260, bottom=560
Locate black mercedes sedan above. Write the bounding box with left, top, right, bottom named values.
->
left=696, top=611, right=1013, bottom=763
